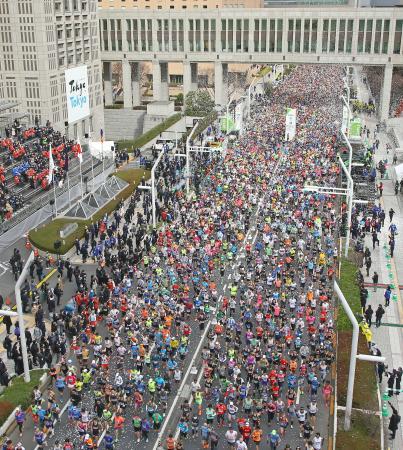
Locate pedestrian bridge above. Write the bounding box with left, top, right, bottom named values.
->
left=99, top=6, right=403, bottom=119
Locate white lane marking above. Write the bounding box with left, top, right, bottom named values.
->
left=152, top=296, right=222, bottom=450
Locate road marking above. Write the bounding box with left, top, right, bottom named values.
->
left=34, top=399, right=71, bottom=450
left=152, top=296, right=222, bottom=450
left=36, top=268, right=57, bottom=289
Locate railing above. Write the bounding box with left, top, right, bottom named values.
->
left=0, top=157, right=115, bottom=235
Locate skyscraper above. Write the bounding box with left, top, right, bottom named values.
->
left=0, top=0, right=104, bottom=137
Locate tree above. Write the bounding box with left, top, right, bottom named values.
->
left=175, top=93, right=184, bottom=106
left=184, top=89, right=215, bottom=117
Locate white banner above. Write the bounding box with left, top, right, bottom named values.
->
left=342, top=105, right=349, bottom=135
left=65, top=66, right=90, bottom=124
left=235, top=101, right=244, bottom=133
left=285, top=108, right=297, bottom=141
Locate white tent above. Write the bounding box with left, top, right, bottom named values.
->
left=89, top=140, right=115, bottom=160
left=394, top=162, right=403, bottom=182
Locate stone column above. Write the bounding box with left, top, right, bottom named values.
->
left=183, top=61, right=198, bottom=99
left=103, top=61, right=113, bottom=106
left=214, top=62, right=228, bottom=108
left=122, top=60, right=133, bottom=109
left=380, top=64, right=393, bottom=121
left=132, top=62, right=141, bottom=106
left=153, top=61, right=169, bottom=101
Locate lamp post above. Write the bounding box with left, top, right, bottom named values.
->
left=248, top=76, right=258, bottom=120
left=333, top=281, right=385, bottom=430
left=226, top=92, right=236, bottom=134
left=15, top=251, right=35, bottom=382
left=186, top=121, right=198, bottom=196
left=303, top=155, right=353, bottom=257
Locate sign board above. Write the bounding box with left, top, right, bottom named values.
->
left=349, top=117, right=362, bottom=141
left=342, top=105, right=349, bottom=135
left=220, top=116, right=235, bottom=133
left=60, top=222, right=78, bottom=239
left=285, top=108, right=297, bottom=141
left=234, top=101, right=244, bottom=132
left=65, top=66, right=90, bottom=124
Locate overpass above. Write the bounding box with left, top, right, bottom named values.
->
left=98, top=6, right=403, bottom=119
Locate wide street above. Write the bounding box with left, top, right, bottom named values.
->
left=0, top=64, right=342, bottom=450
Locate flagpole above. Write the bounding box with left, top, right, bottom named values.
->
left=53, top=180, right=58, bottom=216
left=67, top=172, right=71, bottom=206
left=88, top=127, right=95, bottom=192
left=100, top=128, right=105, bottom=184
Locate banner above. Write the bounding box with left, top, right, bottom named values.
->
left=220, top=116, right=235, bottom=133
left=285, top=108, right=297, bottom=141
left=65, top=66, right=90, bottom=124
left=342, top=105, right=349, bottom=135
left=349, top=117, right=361, bottom=140
left=234, top=101, right=244, bottom=132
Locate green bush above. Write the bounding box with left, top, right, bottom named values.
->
left=338, top=258, right=362, bottom=331
left=0, top=369, right=46, bottom=426
left=117, top=113, right=182, bottom=152
left=181, top=112, right=218, bottom=144
left=105, top=104, right=123, bottom=109
left=29, top=169, right=150, bottom=254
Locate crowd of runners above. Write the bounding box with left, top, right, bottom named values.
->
left=2, top=64, right=345, bottom=450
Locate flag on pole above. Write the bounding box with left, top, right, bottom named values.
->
left=77, top=137, right=83, bottom=164
left=48, top=144, right=55, bottom=184
left=100, top=128, right=104, bottom=144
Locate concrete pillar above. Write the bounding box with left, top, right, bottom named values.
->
left=380, top=64, right=393, bottom=121
left=122, top=60, right=133, bottom=109
left=132, top=62, right=141, bottom=106
left=153, top=61, right=169, bottom=102
left=214, top=62, right=228, bottom=108
left=183, top=61, right=198, bottom=99
left=103, top=61, right=113, bottom=106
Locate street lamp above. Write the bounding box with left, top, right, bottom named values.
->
left=15, top=251, right=35, bottom=382
left=186, top=121, right=198, bottom=196
left=248, top=76, right=258, bottom=120
left=333, top=281, right=385, bottom=431
left=226, top=92, right=236, bottom=134
left=303, top=155, right=353, bottom=257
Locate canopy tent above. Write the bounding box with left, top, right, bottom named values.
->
left=88, top=140, right=115, bottom=160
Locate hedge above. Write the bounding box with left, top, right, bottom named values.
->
left=0, top=369, right=46, bottom=426
left=117, top=113, right=182, bottom=152
left=28, top=169, right=150, bottom=254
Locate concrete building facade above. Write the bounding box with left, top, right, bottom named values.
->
left=98, top=0, right=263, bottom=10
left=0, top=0, right=104, bottom=137
left=99, top=6, right=403, bottom=120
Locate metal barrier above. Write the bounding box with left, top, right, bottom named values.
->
left=0, top=157, right=115, bottom=235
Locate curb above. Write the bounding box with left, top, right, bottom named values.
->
left=0, top=371, right=50, bottom=439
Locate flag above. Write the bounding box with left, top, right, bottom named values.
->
left=48, top=144, right=55, bottom=184
left=100, top=128, right=104, bottom=144
left=77, top=137, right=83, bottom=164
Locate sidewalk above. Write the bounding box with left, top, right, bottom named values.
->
left=354, top=68, right=403, bottom=449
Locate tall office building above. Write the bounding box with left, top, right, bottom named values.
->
left=98, top=0, right=263, bottom=9
left=0, top=0, right=104, bottom=137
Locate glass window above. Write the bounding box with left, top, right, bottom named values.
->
left=358, top=19, right=365, bottom=53
left=288, top=19, right=294, bottom=53
left=374, top=19, right=382, bottom=53
left=338, top=19, right=345, bottom=53
left=311, top=19, right=317, bottom=53
left=322, top=20, right=329, bottom=52
left=382, top=19, right=390, bottom=53
left=394, top=19, right=403, bottom=54
left=276, top=19, right=282, bottom=52
left=269, top=19, right=275, bottom=52
left=346, top=19, right=353, bottom=53
left=365, top=19, right=373, bottom=53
